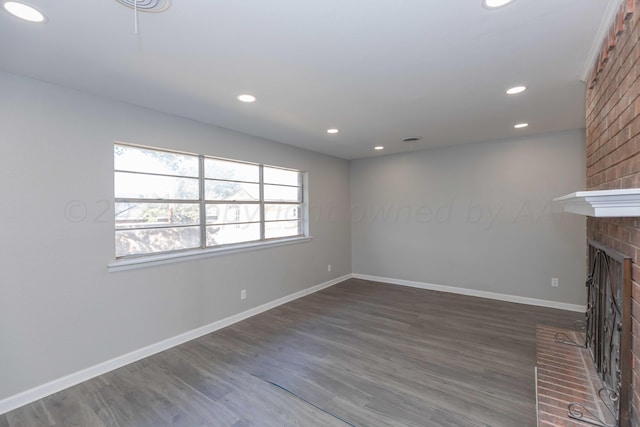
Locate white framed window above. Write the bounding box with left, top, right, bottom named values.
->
left=114, top=143, right=305, bottom=259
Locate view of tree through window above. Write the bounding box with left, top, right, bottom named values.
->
left=114, top=143, right=304, bottom=258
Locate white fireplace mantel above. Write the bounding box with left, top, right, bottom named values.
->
left=553, top=189, right=640, bottom=217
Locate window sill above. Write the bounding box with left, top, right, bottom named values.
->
left=107, top=236, right=312, bottom=272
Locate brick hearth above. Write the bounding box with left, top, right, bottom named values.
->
left=536, top=325, right=615, bottom=426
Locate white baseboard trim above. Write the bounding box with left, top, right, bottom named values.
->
left=0, top=272, right=584, bottom=414
left=0, top=274, right=351, bottom=415
left=351, top=273, right=586, bottom=313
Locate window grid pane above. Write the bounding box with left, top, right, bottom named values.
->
left=265, top=220, right=302, bottom=239
left=264, top=184, right=302, bottom=202
left=206, top=203, right=261, bottom=225
left=263, top=166, right=300, bottom=186
left=204, top=158, right=259, bottom=182
left=116, top=226, right=201, bottom=257
left=115, top=172, right=200, bottom=200
left=204, top=180, right=260, bottom=201
left=115, top=202, right=200, bottom=229
left=206, top=223, right=261, bottom=246
left=265, top=204, right=300, bottom=221
left=115, top=144, right=199, bottom=177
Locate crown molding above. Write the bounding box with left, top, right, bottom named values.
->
left=580, top=0, right=624, bottom=82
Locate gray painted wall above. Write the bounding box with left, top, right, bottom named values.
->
left=351, top=130, right=587, bottom=305
left=0, top=72, right=351, bottom=400
left=0, top=70, right=588, bottom=404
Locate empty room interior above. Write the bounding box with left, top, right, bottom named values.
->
left=2, top=0, right=640, bottom=426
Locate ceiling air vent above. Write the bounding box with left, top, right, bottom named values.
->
left=402, top=137, right=422, bottom=142
left=115, top=0, right=171, bottom=12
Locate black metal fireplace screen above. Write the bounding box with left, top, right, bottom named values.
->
left=556, top=240, right=632, bottom=427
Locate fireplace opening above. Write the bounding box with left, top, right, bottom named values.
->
left=538, top=240, right=632, bottom=427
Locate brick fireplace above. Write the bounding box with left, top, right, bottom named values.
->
left=536, top=240, right=632, bottom=426
left=586, top=0, right=640, bottom=424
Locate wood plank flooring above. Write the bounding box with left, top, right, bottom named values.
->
left=0, top=278, right=578, bottom=426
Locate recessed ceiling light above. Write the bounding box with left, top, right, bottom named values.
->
left=374, top=146, right=384, bottom=150
left=237, top=94, right=256, bottom=103
left=326, top=128, right=339, bottom=134
left=514, top=123, right=528, bottom=129
left=482, top=0, right=513, bottom=9
left=3, top=1, right=46, bottom=22
left=506, top=86, right=526, bottom=95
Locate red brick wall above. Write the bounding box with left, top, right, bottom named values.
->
left=586, top=1, right=640, bottom=424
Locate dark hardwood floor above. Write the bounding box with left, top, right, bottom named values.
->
left=0, top=278, right=578, bottom=426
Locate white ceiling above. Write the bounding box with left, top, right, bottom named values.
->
left=0, top=0, right=612, bottom=159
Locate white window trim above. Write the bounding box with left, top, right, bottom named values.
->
left=112, top=143, right=310, bottom=268
left=108, top=236, right=312, bottom=272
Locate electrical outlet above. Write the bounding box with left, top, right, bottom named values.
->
left=328, top=264, right=332, bottom=272
left=241, top=289, right=247, bottom=300
left=551, top=278, right=559, bottom=288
